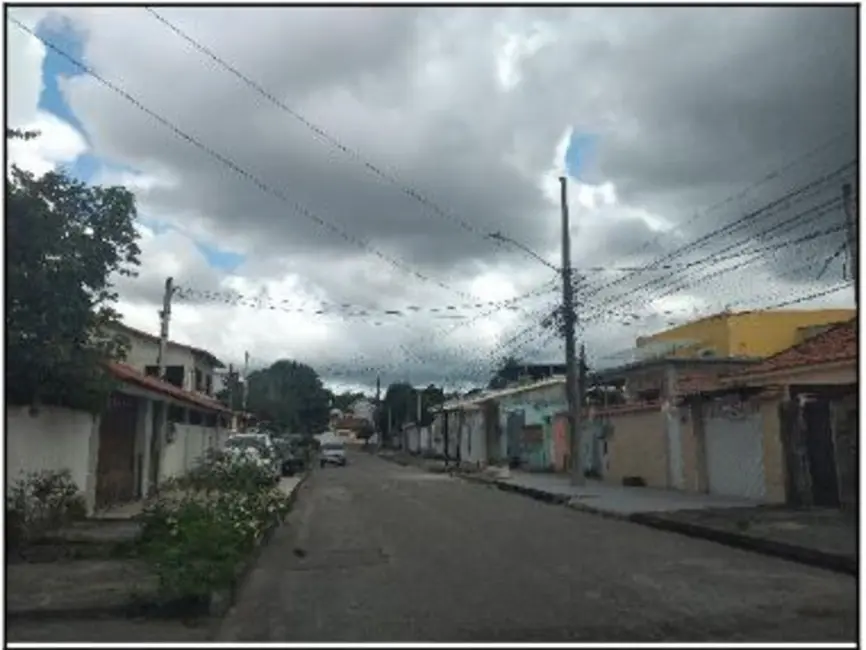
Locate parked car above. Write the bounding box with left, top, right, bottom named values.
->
left=274, top=439, right=306, bottom=476
left=320, top=441, right=347, bottom=467
left=225, top=433, right=281, bottom=482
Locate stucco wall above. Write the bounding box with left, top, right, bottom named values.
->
left=159, top=423, right=225, bottom=481
left=678, top=406, right=700, bottom=491
left=760, top=399, right=786, bottom=503
left=460, top=410, right=486, bottom=466
left=727, top=310, right=855, bottom=358
left=495, top=386, right=567, bottom=470
left=552, top=415, right=569, bottom=471
left=604, top=406, right=668, bottom=487
left=7, top=405, right=99, bottom=513
left=114, top=329, right=217, bottom=394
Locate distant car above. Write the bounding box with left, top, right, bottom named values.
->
left=320, top=441, right=347, bottom=468
left=225, top=433, right=281, bottom=482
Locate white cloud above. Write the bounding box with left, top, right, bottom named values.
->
left=9, top=6, right=854, bottom=390
left=7, top=10, right=88, bottom=177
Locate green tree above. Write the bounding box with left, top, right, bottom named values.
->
left=487, top=356, right=523, bottom=390
left=329, top=390, right=367, bottom=413
left=246, top=360, right=330, bottom=433
left=375, top=382, right=447, bottom=441
left=216, top=369, right=244, bottom=411
left=6, top=130, right=141, bottom=412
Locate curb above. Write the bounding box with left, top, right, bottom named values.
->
left=208, top=471, right=310, bottom=618
left=628, top=512, right=857, bottom=576
left=461, top=477, right=857, bottom=576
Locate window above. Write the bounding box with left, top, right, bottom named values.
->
left=205, top=413, right=217, bottom=427
left=205, top=374, right=213, bottom=396
left=195, top=368, right=203, bottom=392
left=164, top=366, right=184, bottom=388
left=189, top=410, right=203, bottom=426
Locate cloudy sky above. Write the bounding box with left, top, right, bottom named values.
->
left=7, top=6, right=858, bottom=393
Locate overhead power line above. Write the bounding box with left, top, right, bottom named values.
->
left=578, top=164, right=854, bottom=316
left=144, top=6, right=555, bottom=271
left=173, top=280, right=558, bottom=320
left=8, top=16, right=484, bottom=303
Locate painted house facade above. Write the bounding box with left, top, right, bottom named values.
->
left=7, top=325, right=232, bottom=514
left=704, top=319, right=858, bottom=508
left=107, top=322, right=225, bottom=398
left=635, top=308, right=855, bottom=360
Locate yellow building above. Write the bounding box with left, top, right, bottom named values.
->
left=636, top=309, right=856, bottom=359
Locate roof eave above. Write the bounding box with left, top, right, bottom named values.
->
left=720, top=357, right=857, bottom=386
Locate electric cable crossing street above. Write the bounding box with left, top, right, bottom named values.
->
left=5, top=7, right=856, bottom=645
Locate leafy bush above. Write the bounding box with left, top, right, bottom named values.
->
left=138, top=451, right=293, bottom=601
left=171, top=447, right=276, bottom=494
left=6, top=469, right=86, bottom=545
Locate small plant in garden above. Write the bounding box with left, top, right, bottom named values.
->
left=137, top=450, right=293, bottom=602
left=6, top=469, right=86, bottom=546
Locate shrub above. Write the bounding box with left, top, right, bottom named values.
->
left=137, top=451, right=293, bottom=601
left=6, top=469, right=86, bottom=545
left=172, top=447, right=276, bottom=495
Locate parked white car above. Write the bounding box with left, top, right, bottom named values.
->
left=225, top=433, right=281, bottom=482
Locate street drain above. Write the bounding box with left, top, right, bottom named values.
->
left=289, top=547, right=388, bottom=572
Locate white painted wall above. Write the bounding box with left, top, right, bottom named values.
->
left=109, top=326, right=219, bottom=395
left=158, top=423, right=226, bottom=482
left=460, top=411, right=487, bottom=466
left=6, top=405, right=99, bottom=513
left=351, top=399, right=376, bottom=423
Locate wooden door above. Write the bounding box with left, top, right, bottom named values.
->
left=96, top=392, right=139, bottom=509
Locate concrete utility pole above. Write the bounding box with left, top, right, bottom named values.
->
left=242, top=351, right=250, bottom=429
left=560, top=177, right=584, bottom=486
left=842, top=182, right=858, bottom=283
left=151, top=276, right=174, bottom=497
left=156, top=277, right=174, bottom=379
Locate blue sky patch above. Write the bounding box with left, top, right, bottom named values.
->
left=564, top=132, right=597, bottom=180
left=34, top=19, right=246, bottom=274
left=37, top=17, right=88, bottom=140
left=196, top=242, right=246, bottom=273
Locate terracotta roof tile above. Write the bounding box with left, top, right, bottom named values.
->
left=107, top=362, right=230, bottom=413
left=727, top=319, right=857, bottom=379
left=676, top=374, right=723, bottom=394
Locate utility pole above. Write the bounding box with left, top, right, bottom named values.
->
left=151, top=276, right=174, bottom=497
left=241, top=351, right=250, bottom=430
left=842, top=182, right=858, bottom=282
left=560, top=177, right=584, bottom=486
left=156, top=277, right=174, bottom=379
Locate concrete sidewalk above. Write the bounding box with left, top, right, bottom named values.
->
left=465, top=470, right=856, bottom=575
left=7, top=474, right=309, bottom=643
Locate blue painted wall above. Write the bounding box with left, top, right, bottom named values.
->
left=495, top=384, right=567, bottom=470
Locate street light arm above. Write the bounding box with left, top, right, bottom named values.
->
left=487, top=232, right=561, bottom=272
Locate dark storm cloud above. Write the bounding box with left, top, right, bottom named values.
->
left=31, top=5, right=856, bottom=380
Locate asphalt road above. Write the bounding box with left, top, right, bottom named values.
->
left=217, top=450, right=858, bottom=643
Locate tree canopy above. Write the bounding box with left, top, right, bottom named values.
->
left=246, top=359, right=330, bottom=433
left=487, top=356, right=524, bottom=390
left=375, top=382, right=446, bottom=441
left=6, top=129, right=141, bottom=411
left=328, top=389, right=368, bottom=413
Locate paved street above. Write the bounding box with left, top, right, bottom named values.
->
left=217, top=451, right=857, bottom=643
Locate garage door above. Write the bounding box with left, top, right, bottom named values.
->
left=705, top=403, right=766, bottom=500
